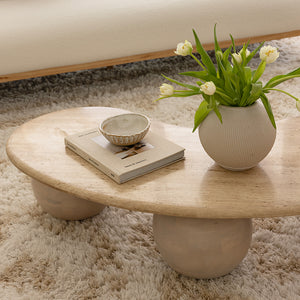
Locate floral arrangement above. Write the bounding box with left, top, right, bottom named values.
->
left=157, top=25, right=300, bottom=131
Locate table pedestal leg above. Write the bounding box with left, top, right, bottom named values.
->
left=31, top=179, right=105, bottom=220
left=153, top=214, right=252, bottom=279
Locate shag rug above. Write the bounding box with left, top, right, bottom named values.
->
left=1, top=36, right=300, bottom=300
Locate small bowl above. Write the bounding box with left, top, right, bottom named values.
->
left=99, top=113, right=151, bottom=146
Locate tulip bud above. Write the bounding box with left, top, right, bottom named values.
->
left=232, top=53, right=242, bottom=64
left=160, top=83, right=174, bottom=97
left=216, top=50, right=223, bottom=60
left=239, top=48, right=251, bottom=58
left=200, top=81, right=216, bottom=95
left=174, top=40, right=193, bottom=56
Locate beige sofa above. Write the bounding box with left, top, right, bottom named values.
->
left=0, top=0, right=299, bottom=82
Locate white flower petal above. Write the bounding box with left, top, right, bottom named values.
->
left=200, top=81, right=216, bottom=95
left=232, top=53, right=242, bottom=64
left=260, top=46, right=279, bottom=64
left=174, top=40, right=193, bottom=56
left=239, top=48, right=251, bottom=58
left=160, top=83, right=174, bottom=97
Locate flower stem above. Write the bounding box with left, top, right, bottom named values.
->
left=191, top=54, right=206, bottom=70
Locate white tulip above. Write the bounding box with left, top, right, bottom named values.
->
left=200, top=81, right=216, bottom=95
left=160, top=83, right=174, bottom=97
left=174, top=40, right=193, bottom=56
left=232, top=53, right=242, bottom=64
left=239, top=48, right=250, bottom=58
left=296, top=101, right=300, bottom=112
left=260, top=46, right=279, bottom=64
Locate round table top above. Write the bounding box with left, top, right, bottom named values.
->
left=6, top=107, right=300, bottom=219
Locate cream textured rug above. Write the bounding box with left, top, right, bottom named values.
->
left=1, top=36, right=300, bottom=300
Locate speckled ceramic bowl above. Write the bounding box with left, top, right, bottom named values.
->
left=99, top=113, right=151, bottom=146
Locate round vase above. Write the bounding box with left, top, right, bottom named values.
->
left=198, top=102, right=276, bottom=171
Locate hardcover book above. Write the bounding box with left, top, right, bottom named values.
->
left=64, top=129, right=185, bottom=184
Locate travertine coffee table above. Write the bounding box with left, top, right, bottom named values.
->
left=6, top=107, right=300, bottom=279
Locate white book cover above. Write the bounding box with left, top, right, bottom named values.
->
left=64, top=129, right=185, bottom=184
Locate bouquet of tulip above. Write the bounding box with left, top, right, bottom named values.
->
left=156, top=25, right=300, bottom=131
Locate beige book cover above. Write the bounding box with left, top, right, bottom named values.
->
left=64, top=129, right=185, bottom=184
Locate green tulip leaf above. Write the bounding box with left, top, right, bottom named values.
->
left=162, top=74, right=200, bottom=91
left=214, top=24, right=221, bottom=53
left=245, top=41, right=264, bottom=65
left=264, top=67, right=300, bottom=88
left=247, top=82, right=263, bottom=105
left=193, top=100, right=212, bottom=132
left=193, top=29, right=217, bottom=76
left=213, top=105, right=223, bottom=124
left=179, top=71, right=211, bottom=81
left=252, top=61, right=266, bottom=83
left=260, top=93, right=276, bottom=129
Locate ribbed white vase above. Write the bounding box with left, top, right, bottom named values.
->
left=198, top=102, right=276, bottom=171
